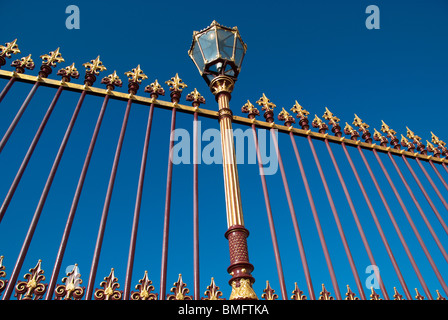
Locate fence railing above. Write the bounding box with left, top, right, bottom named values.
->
left=0, top=42, right=447, bottom=301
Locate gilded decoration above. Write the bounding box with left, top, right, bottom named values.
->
left=290, top=282, right=307, bottom=300
left=54, top=264, right=84, bottom=300
left=167, top=274, right=192, bottom=300
left=229, top=278, right=258, bottom=300
left=15, top=260, right=47, bottom=300
left=261, top=280, right=278, bottom=300
left=131, top=271, right=157, bottom=300
left=202, top=277, right=224, bottom=300
left=0, top=39, right=20, bottom=58
left=94, top=268, right=122, bottom=300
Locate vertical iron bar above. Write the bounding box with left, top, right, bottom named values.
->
left=159, top=107, right=177, bottom=300
left=358, top=146, right=432, bottom=299
left=123, top=102, right=155, bottom=300
left=0, top=77, right=16, bottom=104
left=442, top=162, right=448, bottom=175
left=46, top=94, right=110, bottom=300
left=388, top=153, right=448, bottom=263
left=0, top=85, right=61, bottom=223
left=325, top=140, right=389, bottom=299
left=429, top=160, right=448, bottom=193
left=193, top=112, right=199, bottom=300
left=341, top=143, right=411, bottom=300
left=415, top=158, right=448, bottom=212
left=374, top=150, right=446, bottom=298
left=0, top=82, right=40, bottom=153
left=250, top=123, right=287, bottom=300
left=269, top=129, right=315, bottom=300
left=307, top=136, right=365, bottom=300
left=288, top=132, right=341, bottom=300
left=402, top=156, right=448, bottom=235
left=1, top=89, right=84, bottom=301
left=85, top=98, right=132, bottom=300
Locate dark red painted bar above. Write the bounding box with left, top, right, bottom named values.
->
left=0, top=82, right=40, bottom=153
left=159, top=107, right=177, bottom=300
left=288, top=132, right=341, bottom=300
left=388, top=153, right=448, bottom=264
left=269, top=128, right=315, bottom=300
left=85, top=98, right=132, bottom=300
left=358, top=146, right=433, bottom=299
left=1, top=89, right=85, bottom=300
left=193, top=112, right=200, bottom=300
left=415, top=158, right=448, bottom=212
left=373, top=150, right=447, bottom=298
left=307, top=136, right=365, bottom=300
left=250, top=123, right=287, bottom=300
left=402, top=155, right=448, bottom=235
left=429, top=160, right=448, bottom=193
left=46, top=94, right=110, bottom=300
left=0, top=77, right=15, bottom=104
left=325, top=140, right=388, bottom=300
left=341, top=143, right=411, bottom=300
left=0, top=85, right=62, bottom=224
left=123, top=102, right=156, bottom=300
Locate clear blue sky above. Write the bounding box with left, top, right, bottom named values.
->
left=0, top=0, right=447, bottom=300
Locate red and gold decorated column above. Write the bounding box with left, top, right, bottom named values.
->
left=209, top=75, right=257, bottom=300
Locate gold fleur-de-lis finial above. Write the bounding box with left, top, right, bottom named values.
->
left=83, top=55, right=106, bottom=75
left=0, top=39, right=20, bottom=58
left=101, top=70, right=123, bottom=90
left=400, top=134, right=414, bottom=150
left=322, top=107, right=340, bottom=125
left=373, top=128, right=383, bottom=141
left=15, top=259, right=47, bottom=300
left=261, top=280, right=278, bottom=300
left=370, top=287, right=382, bottom=300
left=278, top=107, right=290, bottom=120
left=40, top=48, right=65, bottom=67
left=312, top=114, right=324, bottom=127
left=130, top=271, right=157, bottom=300
left=241, top=100, right=259, bottom=117
left=344, top=122, right=360, bottom=140
left=345, top=285, right=359, bottom=300
left=380, top=120, right=396, bottom=137
left=436, top=290, right=446, bottom=300
left=167, top=274, right=192, bottom=300
left=11, top=54, right=35, bottom=73
left=290, top=282, right=307, bottom=300
left=94, top=268, right=122, bottom=301
left=256, top=93, right=276, bottom=111
left=54, top=264, right=84, bottom=300
left=290, top=100, right=309, bottom=119
left=202, top=277, right=224, bottom=300
left=166, top=73, right=188, bottom=92
left=353, top=114, right=369, bottom=131
left=406, top=126, right=421, bottom=142
left=57, top=62, right=80, bottom=82
left=393, top=287, right=404, bottom=300
left=415, top=288, right=425, bottom=300
left=431, top=132, right=446, bottom=148
left=144, top=79, right=165, bottom=98
left=186, top=88, right=206, bottom=105
left=318, top=284, right=334, bottom=300
left=124, top=64, right=148, bottom=83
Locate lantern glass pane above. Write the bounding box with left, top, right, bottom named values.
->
left=192, top=41, right=205, bottom=72
left=198, top=29, right=218, bottom=62
left=217, top=29, right=235, bottom=60
left=234, top=37, right=245, bottom=68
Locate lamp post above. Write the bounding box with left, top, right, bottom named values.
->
left=188, top=21, right=257, bottom=300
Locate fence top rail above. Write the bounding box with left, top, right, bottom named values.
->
left=1, top=69, right=447, bottom=165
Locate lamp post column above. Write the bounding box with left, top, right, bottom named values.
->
left=209, top=75, right=257, bottom=300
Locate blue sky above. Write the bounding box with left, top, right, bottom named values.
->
left=0, top=0, right=448, bottom=300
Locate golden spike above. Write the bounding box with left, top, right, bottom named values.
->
left=344, top=122, right=355, bottom=134
left=322, top=107, right=340, bottom=124
left=256, top=93, right=276, bottom=111
left=290, top=100, right=309, bottom=118
left=40, top=47, right=64, bottom=67
left=401, top=134, right=411, bottom=146
left=369, top=287, right=382, bottom=300
left=353, top=114, right=369, bottom=131
left=202, top=277, right=224, bottom=300
left=436, top=289, right=446, bottom=300
left=165, top=73, right=188, bottom=92
left=131, top=270, right=157, bottom=300
left=242, top=100, right=258, bottom=114
left=94, top=268, right=122, bottom=301
left=312, top=114, right=324, bottom=127
left=124, top=64, right=148, bottom=83
left=82, top=55, right=106, bottom=75
left=414, top=288, right=425, bottom=300
left=0, top=39, right=20, bottom=58
left=373, top=128, right=383, bottom=140
left=167, top=274, right=192, bottom=300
